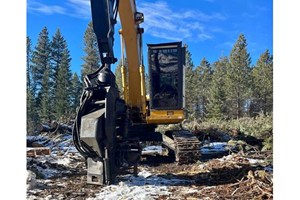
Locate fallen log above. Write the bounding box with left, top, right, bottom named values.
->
left=27, top=140, right=44, bottom=148
left=58, top=123, right=73, bottom=132
left=50, top=121, right=73, bottom=134
left=36, top=123, right=53, bottom=133
left=27, top=147, right=51, bottom=157
left=193, top=127, right=231, bottom=142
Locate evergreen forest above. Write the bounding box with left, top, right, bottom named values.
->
left=27, top=23, right=273, bottom=140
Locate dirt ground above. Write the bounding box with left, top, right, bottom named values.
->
left=27, top=150, right=273, bottom=200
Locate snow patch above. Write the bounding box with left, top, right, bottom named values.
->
left=38, top=166, right=59, bottom=179
left=55, top=157, right=71, bottom=166
left=181, top=187, right=198, bottom=194
left=200, top=142, right=228, bottom=154
left=27, top=170, right=37, bottom=190
left=91, top=184, right=170, bottom=200
left=142, top=145, right=163, bottom=154
left=264, top=165, right=273, bottom=173
left=138, top=170, right=152, bottom=178
left=89, top=168, right=199, bottom=200
left=27, top=133, right=76, bottom=155
left=246, top=158, right=265, bottom=165
left=217, top=154, right=233, bottom=162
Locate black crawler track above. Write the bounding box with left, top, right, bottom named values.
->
left=172, top=130, right=201, bottom=164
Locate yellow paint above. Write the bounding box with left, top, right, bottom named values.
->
left=118, top=0, right=144, bottom=110
left=118, top=0, right=185, bottom=125
left=121, top=65, right=128, bottom=103
left=146, top=110, right=185, bottom=124
left=139, top=65, right=146, bottom=116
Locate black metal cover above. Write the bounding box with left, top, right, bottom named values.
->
left=148, top=42, right=185, bottom=110
left=90, top=0, right=117, bottom=64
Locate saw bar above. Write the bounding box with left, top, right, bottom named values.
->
left=172, top=130, right=201, bottom=164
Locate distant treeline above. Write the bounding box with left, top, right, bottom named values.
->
left=27, top=23, right=272, bottom=134
left=26, top=22, right=100, bottom=134
left=180, top=33, right=272, bottom=120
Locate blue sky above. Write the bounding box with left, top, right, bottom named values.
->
left=27, top=0, right=273, bottom=75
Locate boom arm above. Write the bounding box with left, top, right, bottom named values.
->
left=90, top=0, right=118, bottom=65
left=118, top=0, right=146, bottom=114
left=90, top=0, right=146, bottom=119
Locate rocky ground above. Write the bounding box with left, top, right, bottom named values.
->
left=26, top=133, right=273, bottom=200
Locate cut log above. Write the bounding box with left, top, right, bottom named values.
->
left=36, top=123, right=52, bottom=133
left=50, top=120, right=59, bottom=130
left=31, top=142, right=44, bottom=148
left=58, top=123, right=73, bottom=132
left=27, top=147, right=51, bottom=157
left=193, top=128, right=231, bottom=142
left=50, top=121, right=73, bottom=134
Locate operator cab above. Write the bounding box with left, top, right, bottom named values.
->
left=148, top=42, right=185, bottom=110
left=146, top=42, right=186, bottom=124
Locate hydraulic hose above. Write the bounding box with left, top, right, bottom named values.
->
left=72, top=64, right=106, bottom=158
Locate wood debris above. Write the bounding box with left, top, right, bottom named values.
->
left=27, top=147, right=51, bottom=157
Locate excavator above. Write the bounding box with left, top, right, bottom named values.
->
left=72, top=0, right=200, bottom=185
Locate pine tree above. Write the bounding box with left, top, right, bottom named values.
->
left=194, top=58, right=212, bottom=118
left=115, top=61, right=123, bottom=97
left=70, top=73, right=82, bottom=116
left=39, top=64, right=53, bottom=122
left=27, top=37, right=33, bottom=93
left=206, top=57, right=229, bottom=119
left=50, top=29, right=72, bottom=119
left=184, top=45, right=196, bottom=116
left=226, top=33, right=252, bottom=119
left=27, top=36, right=38, bottom=134
left=115, top=59, right=131, bottom=99
left=32, top=27, right=51, bottom=98
left=48, top=29, right=73, bottom=119
left=251, top=50, right=273, bottom=115
left=31, top=27, right=52, bottom=121
left=81, top=21, right=101, bottom=79
left=51, top=29, right=67, bottom=91
left=55, top=47, right=72, bottom=119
